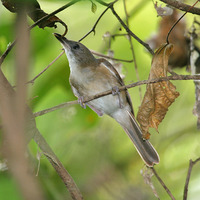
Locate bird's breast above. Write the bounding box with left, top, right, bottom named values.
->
left=69, top=65, right=130, bottom=116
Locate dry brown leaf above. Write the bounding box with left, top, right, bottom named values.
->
left=137, top=43, right=179, bottom=139
left=2, top=0, right=66, bottom=29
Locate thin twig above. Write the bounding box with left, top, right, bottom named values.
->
left=34, top=100, right=78, bottom=117
left=159, top=0, right=200, bottom=15
left=29, top=0, right=81, bottom=30
left=0, top=67, right=83, bottom=200
left=0, top=0, right=80, bottom=67
left=79, top=0, right=117, bottom=42
left=151, top=167, right=175, bottom=200
left=90, top=50, right=133, bottom=63
left=141, top=167, right=160, bottom=199
left=96, top=0, right=154, bottom=54
left=0, top=40, right=16, bottom=67
left=110, top=4, right=154, bottom=55
left=183, top=157, right=200, bottom=200
left=123, top=0, right=142, bottom=102
left=34, top=74, right=200, bottom=117
left=166, top=0, right=199, bottom=44
left=0, top=12, right=44, bottom=200
left=83, top=74, right=200, bottom=104
left=33, top=129, right=84, bottom=200
left=27, top=50, right=64, bottom=84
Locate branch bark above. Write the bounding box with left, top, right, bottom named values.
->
left=95, top=0, right=154, bottom=54
left=0, top=12, right=83, bottom=198
left=79, top=1, right=116, bottom=42
left=0, top=0, right=80, bottom=66
left=0, top=68, right=83, bottom=200
left=109, top=4, right=154, bottom=55
left=0, top=11, right=44, bottom=200
left=34, top=74, right=200, bottom=117
left=183, top=157, right=200, bottom=200
left=152, top=167, right=175, bottom=200
left=159, top=0, right=200, bottom=15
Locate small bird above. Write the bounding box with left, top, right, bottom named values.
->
left=54, top=33, right=159, bottom=167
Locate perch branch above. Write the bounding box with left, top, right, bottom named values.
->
left=34, top=74, right=200, bottom=117
left=34, top=100, right=78, bottom=117
left=82, top=74, right=200, bottom=103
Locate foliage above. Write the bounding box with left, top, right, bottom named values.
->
left=0, top=0, right=200, bottom=200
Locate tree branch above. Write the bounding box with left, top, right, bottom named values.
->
left=159, top=0, right=200, bottom=15
left=27, top=50, right=64, bottom=85
left=0, top=67, right=83, bottom=199
left=0, top=40, right=16, bottom=67
left=29, top=0, right=81, bottom=31
left=0, top=0, right=80, bottom=67
left=79, top=1, right=117, bottom=42
left=34, top=100, right=78, bottom=117
left=83, top=74, right=200, bottom=104
left=95, top=0, right=154, bottom=54
left=34, top=74, right=200, bottom=117
left=110, top=4, right=154, bottom=55
left=151, top=167, right=175, bottom=200
left=90, top=49, right=133, bottom=63
left=33, top=128, right=83, bottom=200
left=0, top=11, right=44, bottom=200
left=183, top=157, right=200, bottom=200
left=122, top=0, right=142, bottom=101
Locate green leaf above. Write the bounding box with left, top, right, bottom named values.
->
left=91, top=1, right=97, bottom=13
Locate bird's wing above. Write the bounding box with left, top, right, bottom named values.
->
left=98, top=58, right=134, bottom=115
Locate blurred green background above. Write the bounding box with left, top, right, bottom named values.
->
left=0, top=0, right=200, bottom=199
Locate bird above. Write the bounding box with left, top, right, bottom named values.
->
left=54, top=33, right=159, bottom=167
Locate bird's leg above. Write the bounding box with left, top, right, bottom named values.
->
left=78, top=96, right=104, bottom=116
left=112, top=86, right=123, bottom=109
left=87, top=104, right=104, bottom=116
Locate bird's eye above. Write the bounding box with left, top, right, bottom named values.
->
left=73, top=44, right=80, bottom=50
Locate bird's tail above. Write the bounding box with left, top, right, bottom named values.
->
left=117, top=110, right=160, bottom=167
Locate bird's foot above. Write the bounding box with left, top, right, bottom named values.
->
left=78, top=96, right=86, bottom=109
left=112, top=86, right=120, bottom=95
left=112, top=86, right=123, bottom=109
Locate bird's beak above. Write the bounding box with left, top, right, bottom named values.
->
left=54, top=33, right=70, bottom=48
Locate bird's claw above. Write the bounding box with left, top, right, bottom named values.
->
left=112, top=86, right=123, bottom=109
left=112, top=86, right=120, bottom=95
left=78, top=96, right=86, bottom=109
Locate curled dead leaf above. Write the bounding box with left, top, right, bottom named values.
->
left=2, top=0, right=67, bottom=32
left=137, top=43, right=180, bottom=139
